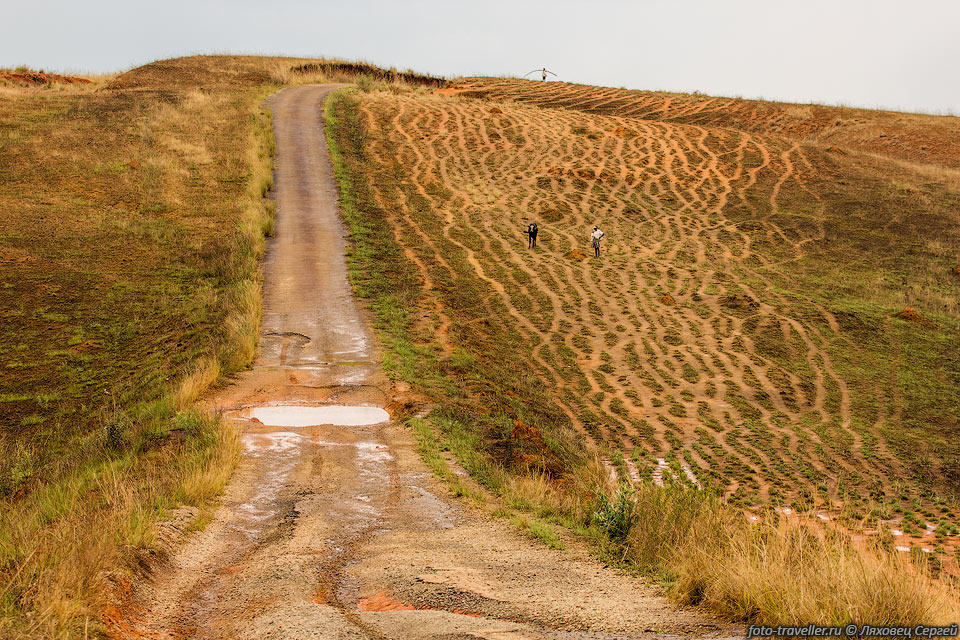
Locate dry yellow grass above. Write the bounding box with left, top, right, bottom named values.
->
left=0, top=409, right=241, bottom=637
left=171, top=357, right=221, bottom=410
left=626, top=485, right=960, bottom=624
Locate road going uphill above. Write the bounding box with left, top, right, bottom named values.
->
left=110, top=84, right=735, bottom=640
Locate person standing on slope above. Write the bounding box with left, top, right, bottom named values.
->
left=591, top=225, right=604, bottom=258
left=526, top=221, right=539, bottom=249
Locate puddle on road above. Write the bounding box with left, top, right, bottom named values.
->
left=238, top=404, right=390, bottom=427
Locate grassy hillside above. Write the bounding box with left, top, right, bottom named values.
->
left=0, top=55, right=445, bottom=639
left=323, top=78, right=960, bottom=619
left=0, top=55, right=279, bottom=638
left=2, top=55, right=958, bottom=633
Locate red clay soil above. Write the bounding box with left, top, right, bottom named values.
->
left=356, top=592, right=424, bottom=612
left=435, top=86, right=468, bottom=97
left=1, top=72, right=92, bottom=85
left=511, top=419, right=558, bottom=470
left=357, top=593, right=483, bottom=618
left=897, top=307, right=936, bottom=326
left=510, top=419, right=545, bottom=447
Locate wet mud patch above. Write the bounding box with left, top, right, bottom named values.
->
left=355, top=586, right=507, bottom=621
left=235, top=431, right=306, bottom=539
left=357, top=591, right=425, bottom=612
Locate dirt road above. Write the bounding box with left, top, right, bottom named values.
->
left=112, top=85, right=737, bottom=639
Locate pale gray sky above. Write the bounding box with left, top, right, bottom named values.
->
left=3, top=0, right=958, bottom=114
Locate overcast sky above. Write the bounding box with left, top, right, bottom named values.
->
left=3, top=0, right=958, bottom=115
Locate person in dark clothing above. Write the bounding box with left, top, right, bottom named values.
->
left=526, top=222, right=539, bottom=249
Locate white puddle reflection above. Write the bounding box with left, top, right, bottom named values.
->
left=245, top=405, right=389, bottom=427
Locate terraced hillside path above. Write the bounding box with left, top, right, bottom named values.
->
left=109, top=85, right=734, bottom=640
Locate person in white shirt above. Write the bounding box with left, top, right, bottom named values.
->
left=591, top=226, right=605, bottom=258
